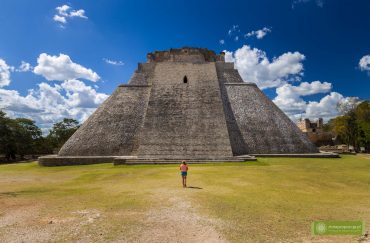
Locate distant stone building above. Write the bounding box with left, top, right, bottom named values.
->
left=297, top=118, right=333, bottom=146
left=39, top=47, right=320, bottom=166
left=297, top=118, right=324, bottom=133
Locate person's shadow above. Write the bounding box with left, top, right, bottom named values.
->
left=186, top=186, right=202, bottom=189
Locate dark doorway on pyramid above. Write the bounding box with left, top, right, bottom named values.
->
left=183, top=76, right=188, bottom=83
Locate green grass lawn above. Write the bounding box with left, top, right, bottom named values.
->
left=0, top=155, right=369, bottom=242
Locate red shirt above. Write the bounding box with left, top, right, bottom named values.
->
left=180, top=164, right=188, bottom=172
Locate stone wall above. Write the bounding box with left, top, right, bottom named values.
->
left=216, top=62, right=248, bottom=155
left=137, top=62, right=233, bottom=158
left=215, top=62, right=317, bottom=154
left=223, top=83, right=318, bottom=153
left=297, top=118, right=324, bottom=132
left=306, top=132, right=334, bottom=146
left=57, top=47, right=318, bottom=161
left=146, top=48, right=225, bottom=63
left=58, top=85, right=151, bottom=156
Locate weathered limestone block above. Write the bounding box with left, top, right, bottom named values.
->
left=137, top=62, right=233, bottom=158
left=58, top=86, right=151, bottom=156
left=224, top=83, right=318, bottom=154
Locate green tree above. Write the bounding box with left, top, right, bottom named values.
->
left=354, top=101, right=370, bottom=149
left=13, top=118, right=42, bottom=158
left=1, top=113, right=81, bottom=158
left=1, top=110, right=52, bottom=160
left=0, top=110, right=17, bottom=160
left=329, top=100, right=370, bottom=151
left=33, top=136, right=54, bottom=155
left=47, top=118, right=80, bottom=150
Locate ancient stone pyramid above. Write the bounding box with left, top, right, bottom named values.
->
left=40, top=48, right=318, bottom=165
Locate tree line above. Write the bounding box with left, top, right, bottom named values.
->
left=0, top=110, right=80, bottom=161
left=325, top=100, right=370, bottom=151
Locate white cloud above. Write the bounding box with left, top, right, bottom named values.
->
left=69, top=9, right=87, bottom=19
left=0, top=80, right=108, bottom=133
left=54, top=4, right=88, bottom=26
left=228, top=25, right=240, bottom=36
left=245, top=27, right=271, bottom=39
left=16, top=61, right=33, bottom=72
left=272, top=81, right=359, bottom=121
left=61, top=79, right=108, bottom=107
left=337, top=97, right=361, bottom=114
left=103, top=58, right=125, bottom=66
left=234, top=36, right=239, bottom=41
left=53, top=15, right=67, bottom=24
left=359, top=55, right=370, bottom=74
left=273, top=81, right=332, bottom=117
left=317, top=0, right=324, bottom=7
left=292, top=0, right=324, bottom=8
left=225, top=44, right=357, bottom=121
left=305, top=92, right=344, bottom=120
left=219, top=39, right=225, bottom=45
left=34, top=53, right=100, bottom=82
left=225, top=45, right=305, bottom=89
left=56, top=4, right=71, bottom=16
left=0, top=58, right=12, bottom=87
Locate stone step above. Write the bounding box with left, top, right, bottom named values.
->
left=119, top=158, right=247, bottom=161
left=235, top=154, right=256, bottom=159
left=251, top=153, right=339, bottom=158
left=114, top=157, right=256, bottom=165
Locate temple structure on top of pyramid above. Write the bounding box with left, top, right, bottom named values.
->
left=39, top=47, right=328, bottom=166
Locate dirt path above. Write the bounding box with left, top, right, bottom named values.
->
left=0, top=200, right=104, bottom=243
left=0, top=188, right=227, bottom=243
left=137, top=189, right=228, bottom=243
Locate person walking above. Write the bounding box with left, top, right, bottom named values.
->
left=180, top=161, right=188, bottom=187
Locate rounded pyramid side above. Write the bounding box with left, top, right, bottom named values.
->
left=224, top=83, right=318, bottom=154
left=58, top=85, right=151, bottom=156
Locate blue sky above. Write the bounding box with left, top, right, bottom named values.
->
left=0, top=0, right=369, bottom=132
